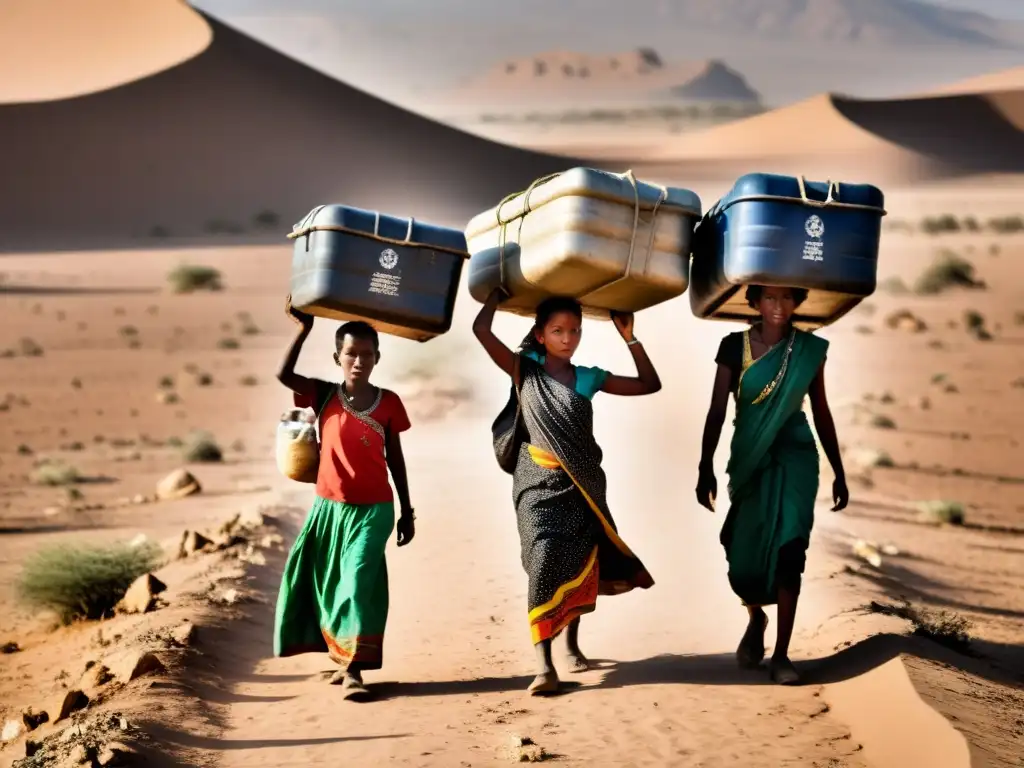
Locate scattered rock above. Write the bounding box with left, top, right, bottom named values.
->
left=1, top=640, right=20, bottom=654
left=97, top=741, right=136, bottom=766
left=156, top=469, right=201, bottom=501
left=2, top=719, right=26, bottom=743
left=259, top=533, right=285, bottom=549
left=58, top=743, right=91, bottom=767
left=116, top=573, right=167, bottom=615
left=104, top=650, right=165, bottom=684
left=79, top=664, right=114, bottom=697
left=49, top=689, right=89, bottom=723
left=178, top=530, right=214, bottom=558
left=852, top=540, right=882, bottom=568
left=220, top=588, right=240, bottom=605
left=22, top=708, right=49, bottom=731
left=169, top=622, right=196, bottom=647
left=504, top=733, right=547, bottom=763
left=884, top=309, right=927, bottom=333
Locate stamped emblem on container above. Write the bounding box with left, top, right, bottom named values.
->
left=804, top=215, right=825, bottom=239
left=379, top=248, right=399, bottom=270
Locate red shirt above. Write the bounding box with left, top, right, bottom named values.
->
left=295, top=382, right=411, bottom=505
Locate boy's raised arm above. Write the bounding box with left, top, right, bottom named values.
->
left=279, top=295, right=321, bottom=402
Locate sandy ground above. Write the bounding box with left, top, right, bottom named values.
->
left=1, top=181, right=1022, bottom=766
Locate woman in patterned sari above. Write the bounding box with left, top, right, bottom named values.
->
left=473, top=289, right=661, bottom=695
left=696, top=285, right=849, bottom=685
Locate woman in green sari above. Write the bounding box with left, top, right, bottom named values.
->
left=696, top=285, right=848, bottom=685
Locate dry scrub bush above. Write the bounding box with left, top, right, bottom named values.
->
left=167, top=265, right=223, bottom=294
left=867, top=599, right=973, bottom=654
left=914, top=251, right=985, bottom=295
left=17, top=541, right=162, bottom=623
left=31, top=460, right=82, bottom=486
left=182, top=431, right=223, bottom=463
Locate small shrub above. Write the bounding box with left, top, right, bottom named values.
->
left=913, top=251, right=985, bottom=295
left=961, top=216, right=980, bottom=232
left=879, top=276, right=909, bottom=295
left=917, top=500, right=965, bottom=526
left=194, top=372, right=214, bottom=387
left=867, top=599, right=972, bottom=653
left=870, top=414, right=897, bottom=430
left=16, top=541, right=161, bottom=624
left=119, top=325, right=138, bottom=338
left=920, top=214, right=960, bottom=234
left=962, top=310, right=985, bottom=330
left=158, top=375, right=175, bottom=389
left=166, top=436, right=184, bottom=448
left=167, top=265, right=223, bottom=294
left=987, top=215, right=1024, bottom=234
left=19, top=338, right=44, bottom=357
left=71, top=378, right=83, bottom=390
left=182, top=431, right=223, bottom=463
left=17, top=444, right=32, bottom=456
left=239, top=375, right=259, bottom=386
left=217, top=338, right=240, bottom=350
left=240, top=321, right=260, bottom=336
left=850, top=448, right=895, bottom=469
left=31, top=460, right=82, bottom=486
left=253, top=210, right=280, bottom=229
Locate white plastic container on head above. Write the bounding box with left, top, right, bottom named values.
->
left=464, top=167, right=702, bottom=318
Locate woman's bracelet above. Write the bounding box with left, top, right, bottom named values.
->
left=627, top=338, right=642, bottom=346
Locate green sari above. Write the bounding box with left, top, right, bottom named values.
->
left=721, top=328, right=829, bottom=607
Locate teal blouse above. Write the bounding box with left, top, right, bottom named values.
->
left=522, top=350, right=609, bottom=400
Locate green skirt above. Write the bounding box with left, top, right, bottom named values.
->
left=273, top=497, right=395, bottom=671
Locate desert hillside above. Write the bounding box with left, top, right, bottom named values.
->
left=446, top=49, right=761, bottom=108
left=0, top=6, right=578, bottom=252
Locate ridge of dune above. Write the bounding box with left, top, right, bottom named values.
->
left=0, top=6, right=584, bottom=251
left=922, top=65, right=1024, bottom=96
left=0, top=0, right=212, bottom=104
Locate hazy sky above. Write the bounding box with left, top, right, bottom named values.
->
left=929, top=0, right=1024, bottom=18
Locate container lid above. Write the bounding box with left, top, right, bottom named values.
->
left=289, top=204, right=469, bottom=256
left=713, top=173, right=886, bottom=216
left=465, top=167, right=703, bottom=238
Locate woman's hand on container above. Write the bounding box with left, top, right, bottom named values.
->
left=831, top=476, right=849, bottom=512
left=285, top=294, right=314, bottom=330
left=610, top=310, right=635, bottom=342
left=396, top=509, right=416, bottom=546
left=695, top=468, right=717, bottom=512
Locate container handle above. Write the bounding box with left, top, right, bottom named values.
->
left=404, top=217, right=415, bottom=243
left=292, top=205, right=326, bottom=252
left=495, top=172, right=563, bottom=294
left=797, top=176, right=840, bottom=208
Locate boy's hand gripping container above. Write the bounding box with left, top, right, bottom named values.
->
left=689, top=173, right=886, bottom=328
left=288, top=205, right=470, bottom=342
left=464, top=168, right=702, bottom=318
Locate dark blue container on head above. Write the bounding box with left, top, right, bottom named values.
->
left=689, top=173, right=886, bottom=327
left=288, top=205, right=469, bottom=342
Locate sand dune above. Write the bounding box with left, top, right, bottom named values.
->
left=0, top=2, right=579, bottom=251
left=0, top=0, right=211, bottom=104
left=616, top=73, right=1024, bottom=185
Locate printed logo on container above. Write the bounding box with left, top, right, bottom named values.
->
left=802, top=214, right=825, bottom=263
left=369, top=248, right=402, bottom=297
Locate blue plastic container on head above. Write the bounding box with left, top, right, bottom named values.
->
left=288, top=205, right=469, bottom=342
left=689, top=173, right=886, bottom=327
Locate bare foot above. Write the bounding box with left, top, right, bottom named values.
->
left=566, top=650, right=591, bottom=674
left=527, top=670, right=560, bottom=696
left=769, top=657, right=800, bottom=686
left=737, top=610, right=769, bottom=669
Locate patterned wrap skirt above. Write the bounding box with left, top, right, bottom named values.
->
left=503, top=355, right=654, bottom=644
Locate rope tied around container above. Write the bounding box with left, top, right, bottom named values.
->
left=492, top=169, right=669, bottom=304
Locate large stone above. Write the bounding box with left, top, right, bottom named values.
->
left=116, top=573, right=167, bottom=615
left=79, top=663, right=114, bottom=697
left=156, top=469, right=201, bottom=501
left=49, top=689, right=89, bottom=723
left=104, top=650, right=165, bottom=684
left=884, top=309, right=927, bottom=333
left=21, top=707, right=48, bottom=731
left=178, top=530, right=214, bottom=558
left=169, top=622, right=196, bottom=647
left=2, top=719, right=26, bottom=743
